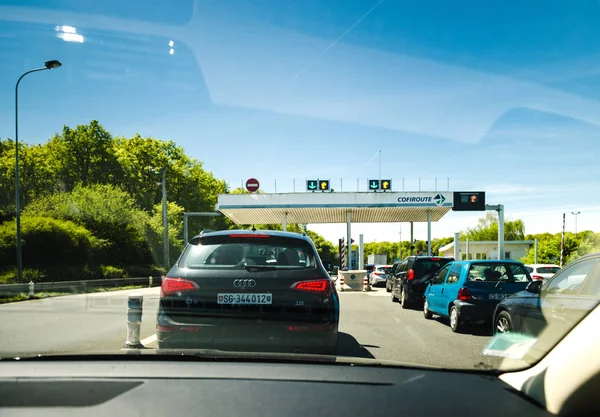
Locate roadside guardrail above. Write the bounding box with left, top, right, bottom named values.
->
left=0, top=276, right=161, bottom=297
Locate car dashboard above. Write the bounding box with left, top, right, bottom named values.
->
left=0, top=354, right=550, bottom=417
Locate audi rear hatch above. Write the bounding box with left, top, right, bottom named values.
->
left=160, top=233, right=335, bottom=325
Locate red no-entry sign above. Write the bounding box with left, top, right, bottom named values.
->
left=245, top=178, right=260, bottom=192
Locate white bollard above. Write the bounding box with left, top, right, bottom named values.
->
left=124, top=293, right=144, bottom=349
left=28, top=281, right=34, bottom=297
left=149, top=276, right=153, bottom=288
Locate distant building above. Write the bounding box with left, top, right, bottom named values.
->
left=439, top=240, right=534, bottom=261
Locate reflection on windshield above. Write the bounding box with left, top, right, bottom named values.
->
left=0, top=0, right=598, bottom=374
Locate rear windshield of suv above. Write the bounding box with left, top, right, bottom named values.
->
left=180, top=235, right=317, bottom=269
left=537, top=266, right=561, bottom=274
left=413, top=259, right=453, bottom=277
left=468, top=263, right=531, bottom=283
left=376, top=266, right=391, bottom=273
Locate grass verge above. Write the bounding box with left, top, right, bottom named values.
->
left=0, top=285, right=146, bottom=304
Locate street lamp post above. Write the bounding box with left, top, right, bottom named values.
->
left=15, top=60, right=62, bottom=283
left=571, top=211, right=581, bottom=236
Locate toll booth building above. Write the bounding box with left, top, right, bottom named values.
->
left=215, top=191, right=455, bottom=264
left=439, top=241, right=534, bottom=261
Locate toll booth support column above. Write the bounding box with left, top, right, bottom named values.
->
left=183, top=213, right=189, bottom=244
left=346, top=212, right=352, bottom=269
left=453, top=233, right=459, bottom=260
left=283, top=212, right=287, bottom=231
left=359, top=234, right=364, bottom=270
left=498, top=205, right=504, bottom=260
left=485, top=204, right=505, bottom=260
left=427, top=211, right=432, bottom=256
left=410, top=222, right=414, bottom=255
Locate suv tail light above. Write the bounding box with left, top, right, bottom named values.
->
left=291, top=279, right=331, bottom=293
left=532, top=275, right=544, bottom=280
left=407, top=269, right=415, bottom=280
left=458, top=287, right=472, bottom=301
left=161, top=277, right=199, bottom=297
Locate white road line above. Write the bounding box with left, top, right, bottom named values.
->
left=141, top=334, right=157, bottom=346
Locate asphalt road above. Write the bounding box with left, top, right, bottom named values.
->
left=335, top=286, right=502, bottom=370
left=0, top=287, right=160, bottom=356
left=0, top=285, right=501, bottom=370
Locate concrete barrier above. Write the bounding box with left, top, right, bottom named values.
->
left=339, top=270, right=367, bottom=291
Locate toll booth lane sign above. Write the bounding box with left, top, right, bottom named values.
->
left=369, top=179, right=380, bottom=190
left=452, top=191, right=486, bottom=211
left=307, top=179, right=330, bottom=192
left=381, top=179, right=392, bottom=191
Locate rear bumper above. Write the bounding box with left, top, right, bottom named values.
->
left=156, top=313, right=339, bottom=354
left=370, top=276, right=387, bottom=285
left=404, top=284, right=426, bottom=302
left=454, top=300, right=498, bottom=322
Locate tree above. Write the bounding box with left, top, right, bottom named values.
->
left=522, top=231, right=599, bottom=265
left=49, top=120, right=119, bottom=190
left=305, top=230, right=336, bottom=262
left=0, top=139, right=17, bottom=220
left=462, top=212, right=525, bottom=241
left=147, top=201, right=185, bottom=265
left=112, top=134, right=227, bottom=213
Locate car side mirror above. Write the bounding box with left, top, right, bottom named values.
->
left=526, top=280, right=542, bottom=294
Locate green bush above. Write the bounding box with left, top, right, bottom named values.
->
left=123, top=264, right=167, bottom=278
left=100, top=265, right=126, bottom=278
left=0, top=216, right=104, bottom=269
left=23, top=184, right=153, bottom=266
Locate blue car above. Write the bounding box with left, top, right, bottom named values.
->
left=423, top=260, right=532, bottom=333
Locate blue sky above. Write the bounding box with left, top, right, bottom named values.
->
left=1, top=0, right=599, bottom=243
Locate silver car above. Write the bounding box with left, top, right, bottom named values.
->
left=370, top=265, right=392, bottom=287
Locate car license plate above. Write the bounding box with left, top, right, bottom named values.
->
left=217, top=293, right=272, bottom=305
left=489, top=293, right=507, bottom=300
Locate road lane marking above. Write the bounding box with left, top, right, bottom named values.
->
left=141, top=334, right=157, bottom=346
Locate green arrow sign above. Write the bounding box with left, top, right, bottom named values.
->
left=307, top=180, right=318, bottom=191
left=369, top=180, right=380, bottom=190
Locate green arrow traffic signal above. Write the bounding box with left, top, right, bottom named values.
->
left=369, top=180, right=380, bottom=190
left=307, top=180, right=317, bottom=190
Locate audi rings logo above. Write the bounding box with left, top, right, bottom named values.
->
left=233, top=279, right=256, bottom=288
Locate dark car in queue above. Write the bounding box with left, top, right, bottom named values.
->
left=391, top=256, right=454, bottom=308
left=156, top=230, right=340, bottom=354
left=385, top=261, right=401, bottom=292
left=423, top=260, right=531, bottom=332
left=492, top=253, right=600, bottom=352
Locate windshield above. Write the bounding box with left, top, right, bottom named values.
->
left=537, top=267, right=561, bottom=274
left=1, top=0, right=599, bottom=375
